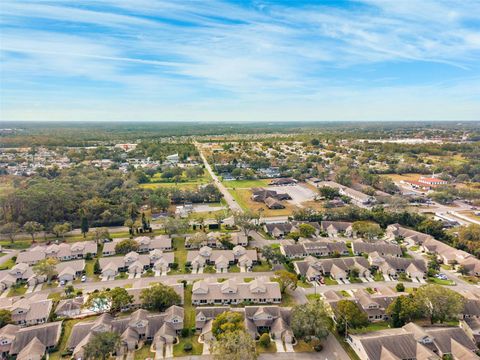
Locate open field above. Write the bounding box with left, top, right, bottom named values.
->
left=140, top=171, right=212, bottom=190
left=382, top=173, right=423, bottom=182
left=228, top=188, right=296, bottom=216
left=222, top=179, right=271, bottom=189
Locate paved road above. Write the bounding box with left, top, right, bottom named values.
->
left=195, top=142, right=243, bottom=213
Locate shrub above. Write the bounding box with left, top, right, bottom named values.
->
left=314, top=344, right=323, bottom=352
left=181, top=328, right=190, bottom=338
left=170, top=263, right=179, bottom=270
left=396, top=282, right=405, bottom=292
left=259, top=333, right=271, bottom=347
left=183, top=342, right=193, bottom=352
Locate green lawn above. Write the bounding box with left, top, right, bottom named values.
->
left=323, top=276, right=338, bottom=285
left=427, top=277, right=455, bottom=286
left=115, top=272, right=128, bottom=280
left=0, top=258, right=16, bottom=270
left=460, top=276, right=479, bottom=284
left=222, top=179, right=270, bottom=189
left=252, top=261, right=271, bottom=272
left=293, top=340, right=314, bottom=353
left=256, top=341, right=277, bottom=353
left=170, top=237, right=189, bottom=275
left=134, top=345, right=155, bottom=360
left=0, top=240, right=31, bottom=249
left=306, top=294, right=321, bottom=301
left=173, top=285, right=204, bottom=357
left=349, top=321, right=391, bottom=334
left=409, top=245, right=420, bottom=251
left=340, top=290, right=351, bottom=297
left=281, top=292, right=296, bottom=306
left=8, top=283, right=27, bottom=297
left=48, top=292, right=63, bottom=302
left=373, top=272, right=384, bottom=282
left=229, top=265, right=240, bottom=273
left=297, top=280, right=313, bottom=288
left=348, top=277, right=362, bottom=284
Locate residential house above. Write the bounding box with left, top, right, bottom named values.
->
left=348, top=322, right=479, bottom=360
left=56, top=260, right=85, bottom=283
left=103, top=235, right=172, bottom=257
left=0, top=263, right=43, bottom=290
left=385, top=224, right=433, bottom=244
left=99, top=250, right=174, bottom=277
left=351, top=288, right=402, bottom=322
left=67, top=307, right=184, bottom=359
left=320, top=221, right=353, bottom=237
left=185, top=232, right=248, bottom=249
left=269, top=178, right=297, bottom=186
left=280, top=240, right=348, bottom=259
left=0, top=324, right=19, bottom=357
left=186, top=246, right=257, bottom=272
left=368, top=253, right=427, bottom=280
left=191, top=277, right=281, bottom=305
left=263, top=221, right=321, bottom=238
left=352, top=240, right=402, bottom=257
left=294, top=256, right=371, bottom=281
left=9, top=297, right=53, bottom=327
left=55, top=297, right=84, bottom=318
left=196, top=306, right=294, bottom=344
left=9, top=322, right=62, bottom=359
left=461, top=317, right=480, bottom=344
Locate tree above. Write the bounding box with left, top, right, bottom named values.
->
left=299, top=224, right=316, bottom=238
left=149, top=194, right=170, bottom=212
left=274, top=270, right=298, bottom=294
left=23, top=221, right=44, bottom=243
left=163, top=217, right=189, bottom=235
left=319, top=186, right=340, bottom=200
left=352, top=221, right=383, bottom=241
left=233, top=211, right=257, bottom=237
left=189, top=232, right=207, bottom=248
left=140, top=283, right=181, bottom=312
left=386, top=295, right=423, bottom=327
left=85, top=287, right=133, bottom=314
left=81, top=216, right=89, bottom=238
left=83, top=331, right=121, bottom=360
left=33, top=258, right=59, bottom=283
left=64, top=284, right=75, bottom=297
left=258, top=333, right=271, bottom=347
left=93, top=227, right=110, bottom=244
left=396, top=282, right=405, bottom=292
left=124, top=218, right=135, bottom=236
left=335, top=300, right=369, bottom=334
left=260, top=246, right=285, bottom=265
left=93, top=258, right=101, bottom=274
left=212, top=311, right=244, bottom=338
left=0, top=222, right=20, bottom=243
left=291, top=298, right=330, bottom=341
left=0, top=309, right=12, bottom=327
left=415, top=284, right=465, bottom=324
left=212, top=330, right=257, bottom=360
left=115, top=239, right=139, bottom=255
left=53, top=222, right=71, bottom=242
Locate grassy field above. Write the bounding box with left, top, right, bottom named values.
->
left=293, top=340, right=314, bottom=352
left=8, top=283, right=27, bottom=297
left=349, top=321, right=391, bottom=334
left=256, top=341, right=277, bottom=353
left=141, top=172, right=212, bottom=190
left=173, top=284, right=204, bottom=357
left=382, top=173, right=422, bottom=182
left=0, top=258, right=16, bottom=270
left=134, top=345, right=155, bottom=359
left=280, top=292, right=296, bottom=306
left=457, top=210, right=480, bottom=221
left=427, top=277, right=455, bottom=286
left=222, top=179, right=270, bottom=189
left=228, top=188, right=295, bottom=216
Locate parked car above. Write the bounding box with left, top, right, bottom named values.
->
left=81, top=275, right=87, bottom=282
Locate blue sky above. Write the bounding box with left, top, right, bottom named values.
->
left=1, top=0, right=480, bottom=122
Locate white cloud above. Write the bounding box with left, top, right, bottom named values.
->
left=0, top=0, right=479, bottom=121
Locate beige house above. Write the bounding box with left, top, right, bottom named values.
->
left=99, top=250, right=174, bottom=277
left=196, top=306, right=294, bottom=345
left=16, top=242, right=97, bottom=264
left=103, top=235, right=172, bottom=256
left=9, top=297, right=53, bottom=327
left=8, top=322, right=62, bottom=359
left=192, top=277, right=281, bottom=305
left=68, top=307, right=183, bottom=359
left=348, top=322, right=479, bottom=360
left=294, top=256, right=371, bottom=281
left=186, top=246, right=257, bottom=272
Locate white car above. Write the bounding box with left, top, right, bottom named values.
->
left=81, top=275, right=87, bottom=282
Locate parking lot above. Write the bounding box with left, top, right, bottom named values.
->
left=266, top=184, right=316, bottom=205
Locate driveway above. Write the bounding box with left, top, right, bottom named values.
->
left=274, top=338, right=285, bottom=352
